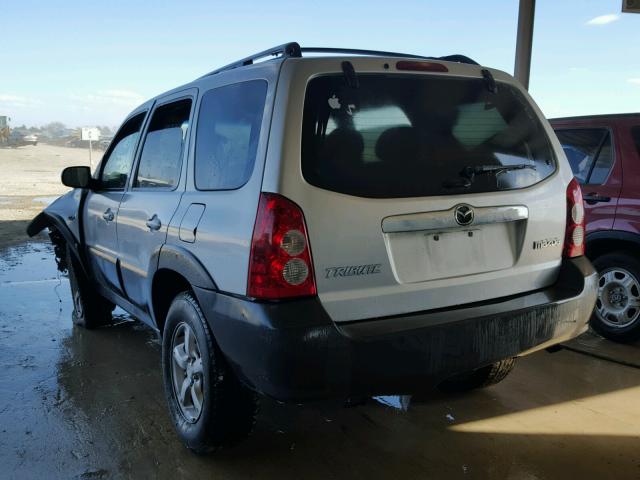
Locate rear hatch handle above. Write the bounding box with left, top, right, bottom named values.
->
left=382, top=205, right=528, bottom=233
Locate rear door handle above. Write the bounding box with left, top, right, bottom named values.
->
left=584, top=193, right=611, bottom=205
left=145, top=214, right=162, bottom=231
left=102, top=208, right=115, bottom=222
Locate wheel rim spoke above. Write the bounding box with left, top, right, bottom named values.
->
left=597, top=302, right=608, bottom=317
left=179, top=377, right=190, bottom=404
left=602, top=270, right=616, bottom=285
left=191, top=380, right=203, bottom=414
left=173, top=345, right=189, bottom=370
left=627, top=296, right=640, bottom=308
left=183, top=326, right=193, bottom=358
left=170, top=321, right=205, bottom=423
left=621, top=273, right=635, bottom=291
left=192, top=357, right=203, bottom=375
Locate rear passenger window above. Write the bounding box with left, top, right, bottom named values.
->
left=195, top=80, right=268, bottom=190
left=555, top=128, right=613, bottom=184
left=134, top=99, right=192, bottom=189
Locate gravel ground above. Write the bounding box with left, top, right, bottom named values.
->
left=0, top=143, right=100, bottom=249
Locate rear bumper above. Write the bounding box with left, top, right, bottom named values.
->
left=194, top=256, right=597, bottom=402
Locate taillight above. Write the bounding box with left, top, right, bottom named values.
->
left=564, top=177, right=585, bottom=258
left=247, top=193, right=317, bottom=299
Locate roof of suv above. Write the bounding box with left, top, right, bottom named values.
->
left=196, top=42, right=480, bottom=78
left=127, top=42, right=497, bottom=122
left=130, top=42, right=490, bottom=121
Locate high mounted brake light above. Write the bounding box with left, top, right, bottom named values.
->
left=395, top=61, right=448, bottom=72
left=564, top=177, right=585, bottom=258
left=247, top=193, right=317, bottom=299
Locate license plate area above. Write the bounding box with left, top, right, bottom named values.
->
left=384, top=223, right=517, bottom=283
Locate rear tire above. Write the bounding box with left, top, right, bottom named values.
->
left=590, top=252, right=640, bottom=343
left=162, top=292, right=258, bottom=454
left=66, top=247, right=114, bottom=328
left=438, top=358, right=517, bottom=393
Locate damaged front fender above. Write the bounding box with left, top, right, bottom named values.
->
left=26, top=189, right=88, bottom=275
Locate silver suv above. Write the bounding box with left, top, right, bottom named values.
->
left=28, top=43, right=598, bottom=453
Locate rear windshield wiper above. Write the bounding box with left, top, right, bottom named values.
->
left=463, top=163, right=536, bottom=177
left=443, top=164, right=536, bottom=189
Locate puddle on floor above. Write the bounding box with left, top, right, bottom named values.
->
left=0, top=240, right=130, bottom=317
left=0, top=241, right=59, bottom=283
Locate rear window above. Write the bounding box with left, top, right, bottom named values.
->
left=195, top=80, right=268, bottom=190
left=302, top=74, right=556, bottom=198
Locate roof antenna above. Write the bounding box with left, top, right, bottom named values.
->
left=341, top=61, right=359, bottom=89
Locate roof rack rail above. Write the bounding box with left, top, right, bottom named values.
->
left=302, top=48, right=479, bottom=65
left=200, top=42, right=302, bottom=78
left=300, top=47, right=432, bottom=60
left=199, top=42, right=479, bottom=77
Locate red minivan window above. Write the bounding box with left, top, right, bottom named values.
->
left=631, top=126, right=640, bottom=157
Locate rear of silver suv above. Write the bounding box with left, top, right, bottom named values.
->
left=208, top=52, right=597, bottom=403
left=29, top=43, right=598, bottom=453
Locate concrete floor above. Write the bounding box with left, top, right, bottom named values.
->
left=1, top=241, right=639, bottom=480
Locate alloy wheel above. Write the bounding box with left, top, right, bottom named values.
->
left=170, top=322, right=205, bottom=423
left=595, top=267, right=640, bottom=329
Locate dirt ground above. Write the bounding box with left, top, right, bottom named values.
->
left=0, top=143, right=100, bottom=250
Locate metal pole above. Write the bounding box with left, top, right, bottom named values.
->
left=89, top=138, right=93, bottom=169
left=514, top=0, right=536, bottom=90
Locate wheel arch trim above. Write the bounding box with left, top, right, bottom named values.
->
left=586, top=230, right=640, bottom=257
left=156, top=244, right=217, bottom=291
left=26, top=211, right=89, bottom=276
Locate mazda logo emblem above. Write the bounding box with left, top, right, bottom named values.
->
left=454, top=204, right=474, bottom=226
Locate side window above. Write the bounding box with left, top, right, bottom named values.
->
left=134, top=99, right=192, bottom=189
left=631, top=126, right=640, bottom=156
left=589, top=134, right=613, bottom=184
left=195, top=80, right=268, bottom=190
left=99, top=113, right=145, bottom=189
left=555, top=128, right=613, bottom=184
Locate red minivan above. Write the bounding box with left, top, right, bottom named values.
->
left=551, top=114, right=640, bottom=342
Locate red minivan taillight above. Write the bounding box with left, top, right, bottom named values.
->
left=564, top=177, right=585, bottom=258
left=247, top=193, right=317, bottom=299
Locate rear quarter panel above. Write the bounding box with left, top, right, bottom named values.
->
left=164, top=62, right=281, bottom=295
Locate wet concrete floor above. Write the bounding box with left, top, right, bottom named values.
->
left=1, top=242, right=639, bottom=479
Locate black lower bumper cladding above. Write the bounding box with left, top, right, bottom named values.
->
left=194, top=257, right=597, bottom=402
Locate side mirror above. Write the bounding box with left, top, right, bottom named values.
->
left=61, top=166, right=92, bottom=189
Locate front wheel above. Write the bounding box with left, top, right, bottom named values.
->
left=66, top=247, right=114, bottom=328
left=591, top=252, right=640, bottom=343
left=438, top=358, right=517, bottom=393
left=162, top=292, right=258, bottom=454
